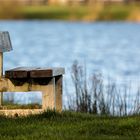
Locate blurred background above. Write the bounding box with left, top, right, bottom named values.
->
left=1, top=0, right=140, bottom=113
left=0, top=0, right=140, bottom=21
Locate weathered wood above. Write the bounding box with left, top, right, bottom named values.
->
left=0, top=76, right=63, bottom=111
left=0, top=53, right=3, bottom=105
left=30, top=67, right=65, bottom=78
left=5, top=67, right=65, bottom=78
left=0, top=93, right=2, bottom=106
left=5, top=67, right=37, bottom=78
left=0, top=32, right=12, bottom=52
left=30, top=68, right=52, bottom=78
left=0, top=31, right=64, bottom=113
left=0, top=77, right=57, bottom=110
left=55, top=76, right=63, bottom=112
left=0, top=53, right=3, bottom=77
left=24, top=78, right=56, bottom=110
left=41, top=78, right=55, bottom=110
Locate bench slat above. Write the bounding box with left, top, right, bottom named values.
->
left=5, top=67, right=65, bottom=78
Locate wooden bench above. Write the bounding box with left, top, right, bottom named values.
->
left=4, top=67, right=65, bottom=111
left=0, top=32, right=65, bottom=113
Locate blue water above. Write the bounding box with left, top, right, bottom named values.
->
left=1, top=21, right=140, bottom=105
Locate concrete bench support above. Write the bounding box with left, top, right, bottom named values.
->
left=0, top=67, right=64, bottom=112
left=0, top=53, right=3, bottom=106
left=0, top=31, right=65, bottom=115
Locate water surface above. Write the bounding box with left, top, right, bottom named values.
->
left=1, top=21, right=140, bottom=105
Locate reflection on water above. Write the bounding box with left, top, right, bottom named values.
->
left=0, top=21, right=140, bottom=104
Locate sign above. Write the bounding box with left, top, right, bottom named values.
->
left=0, top=32, right=12, bottom=52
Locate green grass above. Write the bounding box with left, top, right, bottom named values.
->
left=0, top=102, right=42, bottom=109
left=0, top=110, right=140, bottom=140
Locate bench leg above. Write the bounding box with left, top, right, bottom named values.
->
left=55, top=76, right=63, bottom=112
left=0, top=53, right=3, bottom=106
left=10, top=76, right=63, bottom=111
left=41, top=76, right=63, bottom=112
left=0, top=92, right=3, bottom=106
left=41, top=78, right=56, bottom=111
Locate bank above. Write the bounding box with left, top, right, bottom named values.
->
left=1, top=4, right=140, bottom=21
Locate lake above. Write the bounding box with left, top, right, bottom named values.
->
left=1, top=20, right=140, bottom=106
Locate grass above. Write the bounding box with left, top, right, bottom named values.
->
left=0, top=102, right=42, bottom=110
left=0, top=110, right=140, bottom=140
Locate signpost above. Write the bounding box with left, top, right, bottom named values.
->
left=0, top=32, right=12, bottom=105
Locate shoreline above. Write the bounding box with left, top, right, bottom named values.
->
left=0, top=4, right=140, bottom=21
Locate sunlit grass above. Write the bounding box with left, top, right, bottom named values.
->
left=0, top=110, right=140, bottom=139
left=0, top=102, right=42, bottom=109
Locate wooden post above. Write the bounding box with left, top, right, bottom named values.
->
left=0, top=52, right=3, bottom=105
left=0, top=52, right=3, bottom=76
left=28, top=78, right=56, bottom=111
left=42, top=78, right=55, bottom=110
left=55, top=76, right=63, bottom=112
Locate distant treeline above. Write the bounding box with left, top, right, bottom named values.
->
left=0, top=2, right=140, bottom=21
left=1, top=0, right=140, bottom=6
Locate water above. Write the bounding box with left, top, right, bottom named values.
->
left=1, top=20, right=140, bottom=105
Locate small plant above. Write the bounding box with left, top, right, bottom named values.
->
left=68, top=61, right=140, bottom=116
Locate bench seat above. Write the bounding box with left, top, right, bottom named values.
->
left=5, top=67, right=65, bottom=78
